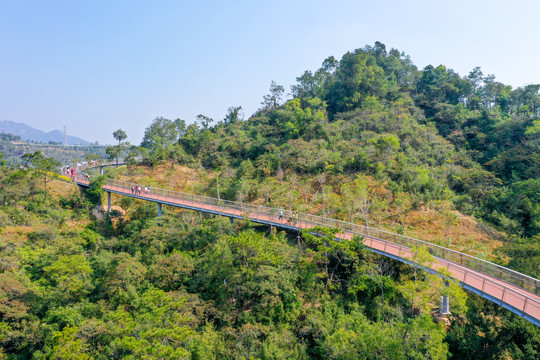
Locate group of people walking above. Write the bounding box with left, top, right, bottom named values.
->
left=131, top=185, right=151, bottom=195
left=278, top=210, right=299, bottom=225
left=62, top=166, right=77, bottom=180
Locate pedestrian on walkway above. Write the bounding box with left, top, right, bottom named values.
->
left=279, top=210, right=283, bottom=222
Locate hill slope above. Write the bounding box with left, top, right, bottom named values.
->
left=0, top=120, right=91, bottom=145
left=133, top=43, right=539, bottom=254
left=1, top=41, right=539, bottom=359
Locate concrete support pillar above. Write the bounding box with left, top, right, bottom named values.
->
left=440, top=281, right=450, bottom=314
left=157, top=203, right=163, bottom=227
left=440, top=295, right=450, bottom=314
left=100, top=167, right=104, bottom=175
left=107, top=192, right=111, bottom=213
left=229, top=217, right=234, bottom=224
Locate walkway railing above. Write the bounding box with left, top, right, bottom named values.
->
left=96, top=177, right=540, bottom=296
left=73, top=175, right=540, bottom=325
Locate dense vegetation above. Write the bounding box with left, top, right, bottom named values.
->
left=0, top=134, right=106, bottom=167
left=115, top=42, right=540, bottom=276
left=0, top=166, right=538, bottom=359
left=1, top=42, right=540, bottom=358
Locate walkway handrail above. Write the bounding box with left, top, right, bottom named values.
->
left=96, top=177, right=540, bottom=297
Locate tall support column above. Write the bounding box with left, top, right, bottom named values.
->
left=100, top=167, right=104, bottom=175
left=107, top=192, right=111, bottom=213
left=157, top=203, right=163, bottom=227
left=440, top=295, right=450, bottom=314
left=440, top=281, right=450, bottom=314
left=229, top=217, right=234, bottom=224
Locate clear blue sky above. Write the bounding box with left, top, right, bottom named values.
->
left=1, top=0, right=539, bottom=145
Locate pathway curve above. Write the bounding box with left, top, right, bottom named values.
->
left=73, top=175, right=540, bottom=326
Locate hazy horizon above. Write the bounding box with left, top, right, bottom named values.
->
left=2, top=0, right=539, bottom=145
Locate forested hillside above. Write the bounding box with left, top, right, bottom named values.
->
left=123, top=42, right=539, bottom=276
left=0, top=166, right=538, bottom=359
left=0, top=134, right=106, bottom=167
left=1, top=42, right=539, bottom=359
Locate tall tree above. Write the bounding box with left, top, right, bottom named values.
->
left=23, top=151, right=61, bottom=195
left=224, top=106, right=244, bottom=124
left=174, top=118, right=187, bottom=138
left=105, top=145, right=122, bottom=166
left=398, top=245, right=467, bottom=316
left=326, top=49, right=388, bottom=114
left=113, top=129, right=127, bottom=145
left=351, top=175, right=371, bottom=228
left=261, top=81, right=285, bottom=110
left=140, top=117, right=179, bottom=148
left=139, top=117, right=181, bottom=164
left=110, top=129, right=128, bottom=165
left=196, top=114, right=214, bottom=129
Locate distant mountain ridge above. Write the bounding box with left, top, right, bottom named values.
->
left=0, top=120, right=91, bottom=145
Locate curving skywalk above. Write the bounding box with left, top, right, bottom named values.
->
left=73, top=175, right=540, bottom=326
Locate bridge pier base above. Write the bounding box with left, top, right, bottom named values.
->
left=440, top=281, right=450, bottom=315
left=229, top=217, right=234, bottom=224
left=440, top=295, right=450, bottom=314
left=107, top=192, right=111, bottom=213
left=157, top=203, right=162, bottom=227
left=100, top=167, right=104, bottom=175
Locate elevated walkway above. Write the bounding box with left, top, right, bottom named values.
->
left=74, top=176, right=540, bottom=326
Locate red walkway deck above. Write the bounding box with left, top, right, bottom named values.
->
left=74, top=176, right=540, bottom=326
